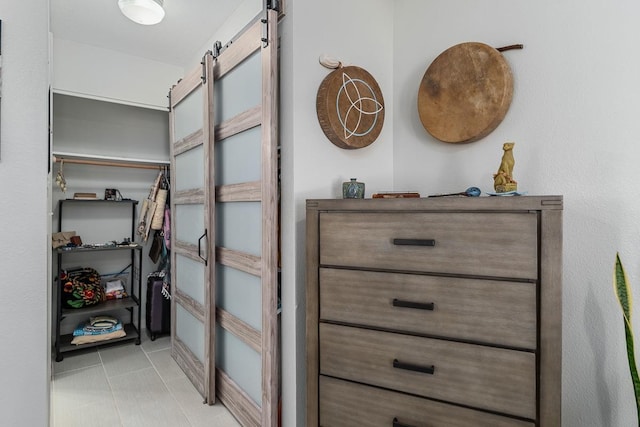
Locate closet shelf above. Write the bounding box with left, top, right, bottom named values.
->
left=54, top=198, right=143, bottom=361
left=57, top=323, right=140, bottom=353
left=53, top=151, right=170, bottom=170
left=60, top=296, right=140, bottom=317
left=56, top=244, right=142, bottom=254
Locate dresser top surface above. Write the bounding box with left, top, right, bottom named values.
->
left=307, top=195, right=562, bottom=212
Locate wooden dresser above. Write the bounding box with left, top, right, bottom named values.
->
left=306, top=196, right=562, bottom=427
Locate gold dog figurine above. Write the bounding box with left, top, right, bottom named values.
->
left=493, top=142, right=517, bottom=193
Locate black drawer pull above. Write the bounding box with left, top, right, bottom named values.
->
left=393, top=359, right=435, bottom=375
left=393, top=238, right=436, bottom=247
left=393, top=418, right=415, bottom=427
left=198, top=230, right=208, bottom=266
left=393, top=299, right=434, bottom=311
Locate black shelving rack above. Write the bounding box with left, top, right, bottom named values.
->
left=54, top=199, right=142, bottom=362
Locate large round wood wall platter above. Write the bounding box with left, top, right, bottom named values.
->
left=316, top=66, right=385, bottom=149
left=418, top=42, right=514, bottom=143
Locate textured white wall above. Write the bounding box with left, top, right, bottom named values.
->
left=394, top=0, right=640, bottom=425
left=280, top=0, right=394, bottom=424
left=0, top=0, right=50, bottom=425
left=182, top=0, right=262, bottom=69
left=53, top=38, right=183, bottom=109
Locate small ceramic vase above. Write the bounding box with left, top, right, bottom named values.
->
left=342, top=178, right=365, bottom=199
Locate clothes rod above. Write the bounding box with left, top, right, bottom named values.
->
left=53, top=155, right=169, bottom=171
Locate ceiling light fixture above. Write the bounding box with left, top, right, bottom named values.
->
left=118, top=0, right=165, bottom=26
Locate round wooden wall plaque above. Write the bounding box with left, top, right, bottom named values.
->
left=316, top=66, right=385, bottom=149
left=418, top=42, right=514, bottom=143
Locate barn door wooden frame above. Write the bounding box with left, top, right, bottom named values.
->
left=169, top=4, right=279, bottom=426
left=168, top=51, right=217, bottom=403
left=212, top=6, right=279, bottom=426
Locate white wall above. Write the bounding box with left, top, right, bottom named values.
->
left=183, top=0, right=262, bottom=69
left=0, top=0, right=50, bottom=425
left=280, top=0, right=395, bottom=424
left=53, top=38, right=183, bottom=109
left=394, top=0, right=640, bottom=425
left=52, top=93, right=169, bottom=160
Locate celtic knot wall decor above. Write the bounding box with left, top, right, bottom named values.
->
left=316, top=64, right=385, bottom=149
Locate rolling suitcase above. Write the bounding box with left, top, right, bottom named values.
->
left=146, top=272, right=171, bottom=341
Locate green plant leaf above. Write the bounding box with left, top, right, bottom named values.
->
left=614, top=253, right=640, bottom=423
left=623, top=316, right=640, bottom=423
left=615, top=253, right=633, bottom=323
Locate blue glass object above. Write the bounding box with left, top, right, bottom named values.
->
left=342, top=178, right=365, bottom=199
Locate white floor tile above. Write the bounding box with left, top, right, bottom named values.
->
left=146, top=348, right=185, bottom=383
left=140, top=332, right=171, bottom=353
left=99, top=342, right=151, bottom=377
left=53, top=400, right=122, bottom=427
left=52, top=347, right=101, bottom=375
left=164, top=376, right=240, bottom=427
left=109, top=367, right=191, bottom=427
left=53, top=365, right=111, bottom=408
left=209, top=411, right=243, bottom=427
left=51, top=340, right=243, bottom=427
left=52, top=365, right=121, bottom=427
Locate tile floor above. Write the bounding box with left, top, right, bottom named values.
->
left=51, top=334, right=241, bottom=427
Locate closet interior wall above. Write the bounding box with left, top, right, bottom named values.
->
left=51, top=93, right=171, bottom=336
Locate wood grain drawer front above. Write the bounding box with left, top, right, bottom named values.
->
left=320, top=268, right=537, bottom=349
left=319, top=323, right=536, bottom=419
left=319, top=376, right=534, bottom=427
left=319, top=212, right=538, bottom=279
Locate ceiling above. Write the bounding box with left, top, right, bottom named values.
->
left=50, top=0, right=245, bottom=67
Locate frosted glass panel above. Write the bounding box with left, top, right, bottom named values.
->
left=216, top=201, right=261, bottom=256
left=174, top=145, right=204, bottom=191
left=216, top=325, right=261, bottom=405
left=215, top=51, right=261, bottom=124
left=215, top=126, right=261, bottom=185
left=216, top=264, right=261, bottom=330
left=175, top=204, right=205, bottom=245
left=176, top=253, right=205, bottom=305
left=174, top=86, right=203, bottom=141
left=176, top=304, right=205, bottom=363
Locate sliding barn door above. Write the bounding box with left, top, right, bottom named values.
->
left=169, top=54, right=216, bottom=402
left=213, top=6, right=279, bottom=426
left=169, top=5, right=279, bottom=426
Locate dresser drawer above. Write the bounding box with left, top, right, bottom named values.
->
left=319, top=212, right=538, bottom=279
left=319, top=376, right=534, bottom=427
left=320, top=268, right=536, bottom=349
left=319, top=323, right=536, bottom=419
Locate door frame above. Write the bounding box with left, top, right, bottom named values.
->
left=168, top=5, right=280, bottom=425
left=211, top=6, right=280, bottom=426
left=168, top=52, right=217, bottom=402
